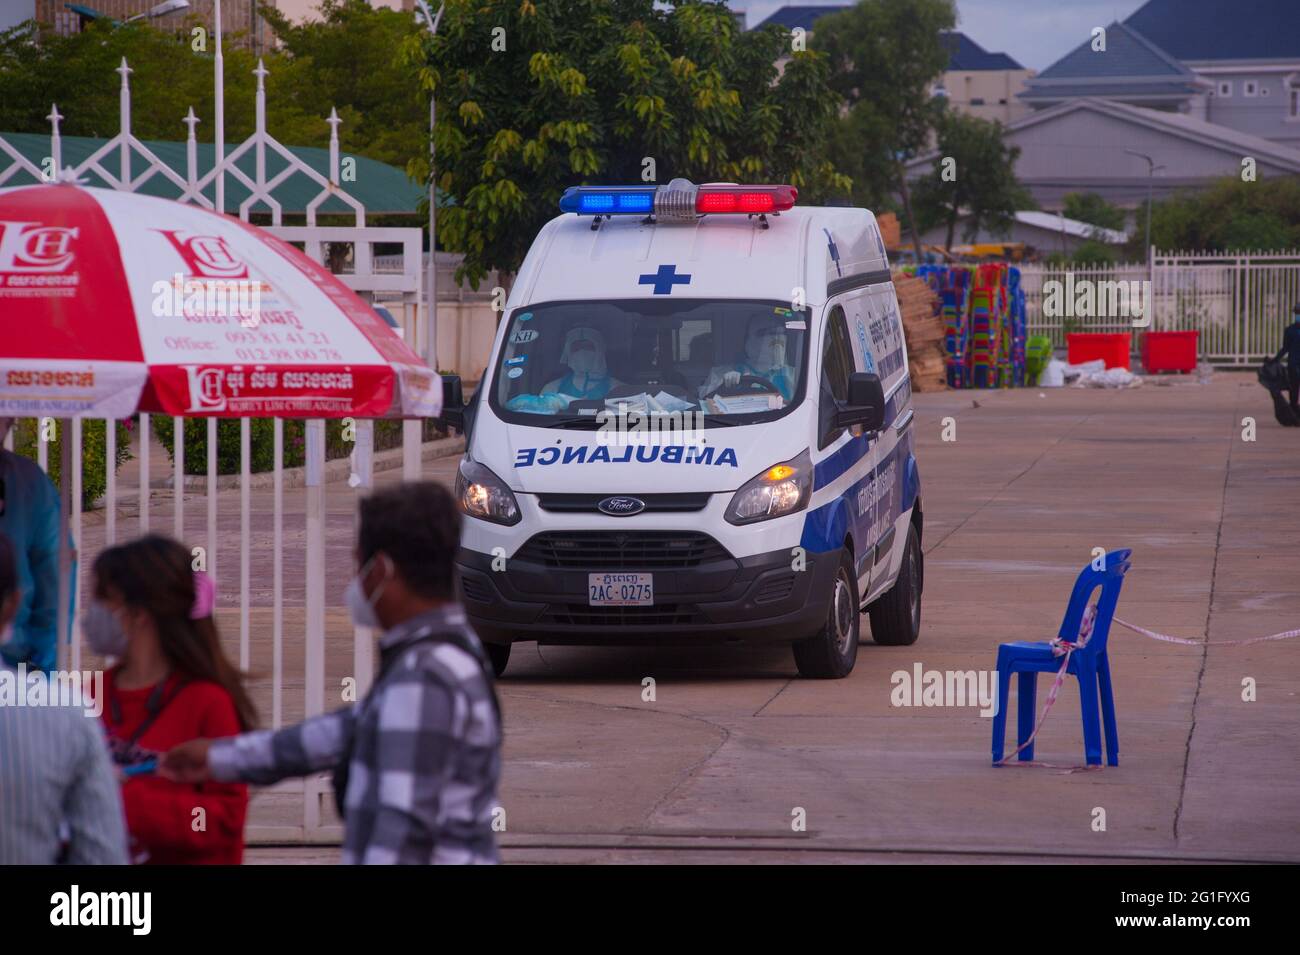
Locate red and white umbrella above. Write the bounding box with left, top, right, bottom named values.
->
left=0, top=183, right=439, bottom=419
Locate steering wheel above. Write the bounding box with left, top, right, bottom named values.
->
left=704, top=374, right=780, bottom=400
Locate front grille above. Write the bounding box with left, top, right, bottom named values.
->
left=540, top=603, right=708, bottom=627
left=536, top=492, right=711, bottom=513
left=515, top=531, right=731, bottom=569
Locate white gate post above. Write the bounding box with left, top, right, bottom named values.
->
left=303, top=419, right=327, bottom=832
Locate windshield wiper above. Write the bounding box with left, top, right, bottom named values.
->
left=540, top=415, right=603, bottom=429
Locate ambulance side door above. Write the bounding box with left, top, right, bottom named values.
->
left=817, top=300, right=878, bottom=597
left=855, top=282, right=909, bottom=599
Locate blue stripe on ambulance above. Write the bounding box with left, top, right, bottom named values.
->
left=800, top=421, right=916, bottom=568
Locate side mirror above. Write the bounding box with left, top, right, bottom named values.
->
left=834, top=372, right=886, bottom=433
left=439, top=374, right=465, bottom=431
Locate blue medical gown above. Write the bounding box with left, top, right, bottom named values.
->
left=0, top=451, right=65, bottom=673
left=506, top=372, right=617, bottom=413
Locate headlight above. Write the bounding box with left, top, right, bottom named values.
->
left=455, top=459, right=521, bottom=525
left=724, top=450, right=813, bottom=525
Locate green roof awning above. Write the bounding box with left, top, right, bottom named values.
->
left=0, top=131, right=426, bottom=216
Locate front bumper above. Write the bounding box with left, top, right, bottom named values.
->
left=456, top=538, right=838, bottom=646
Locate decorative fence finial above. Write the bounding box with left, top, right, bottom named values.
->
left=47, top=104, right=63, bottom=179
left=327, top=107, right=341, bottom=186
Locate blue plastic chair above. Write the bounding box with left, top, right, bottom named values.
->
left=991, top=549, right=1132, bottom=767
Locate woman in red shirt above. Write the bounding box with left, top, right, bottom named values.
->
left=86, top=535, right=255, bottom=864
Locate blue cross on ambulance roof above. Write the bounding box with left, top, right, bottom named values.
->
left=639, top=264, right=692, bottom=295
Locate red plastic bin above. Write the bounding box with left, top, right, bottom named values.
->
left=1141, top=330, right=1199, bottom=373
left=1067, top=332, right=1131, bottom=370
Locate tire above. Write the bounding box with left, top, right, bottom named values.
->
left=867, top=523, right=922, bottom=646
left=485, top=641, right=511, bottom=678
left=792, top=548, right=860, bottom=679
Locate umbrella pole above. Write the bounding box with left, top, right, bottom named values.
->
left=56, top=420, right=72, bottom=674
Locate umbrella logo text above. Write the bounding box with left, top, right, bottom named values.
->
left=157, top=230, right=249, bottom=279
left=182, top=364, right=229, bottom=413
left=0, top=221, right=79, bottom=273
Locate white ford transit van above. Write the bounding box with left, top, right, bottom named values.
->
left=444, top=180, right=923, bottom=678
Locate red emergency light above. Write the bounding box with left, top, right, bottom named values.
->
left=695, top=185, right=798, bottom=214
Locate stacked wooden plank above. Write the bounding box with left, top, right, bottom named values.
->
left=893, top=274, right=947, bottom=392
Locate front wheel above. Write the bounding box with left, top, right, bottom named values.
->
left=867, top=523, right=922, bottom=646
left=792, top=549, right=860, bottom=679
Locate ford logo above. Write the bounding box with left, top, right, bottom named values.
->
left=597, top=496, right=646, bottom=516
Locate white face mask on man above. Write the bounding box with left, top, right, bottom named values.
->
left=344, top=554, right=393, bottom=630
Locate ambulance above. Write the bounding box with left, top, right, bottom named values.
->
left=443, top=180, right=923, bottom=678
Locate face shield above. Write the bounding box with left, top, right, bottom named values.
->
left=561, top=326, right=609, bottom=380
left=745, top=320, right=789, bottom=372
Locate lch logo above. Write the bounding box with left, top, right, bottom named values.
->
left=156, top=229, right=249, bottom=280
left=182, top=364, right=228, bottom=413
left=0, top=220, right=79, bottom=273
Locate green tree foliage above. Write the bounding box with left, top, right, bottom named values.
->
left=406, top=0, right=851, bottom=288
left=10, top=419, right=132, bottom=510
left=1046, top=239, right=1120, bottom=267
left=1062, top=192, right=1126, bottom=233
left=815, top=0, right=957, bottom=257
left=0, top=2, right=422, bottom=165
left=1124, top=177, right=1300, bottom=256
left=910, top=110, right=1028, bottom=251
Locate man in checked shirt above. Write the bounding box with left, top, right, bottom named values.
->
left=162, top=483, right=502, bottom=864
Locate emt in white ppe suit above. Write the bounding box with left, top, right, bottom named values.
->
left=699, top=315, right=796, bottom=403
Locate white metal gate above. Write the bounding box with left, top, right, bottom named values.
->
left=1018, top=250, right=1300, bottom=364
left=2, top=52, right=436, bottom=843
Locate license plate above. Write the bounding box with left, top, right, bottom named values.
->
left=588, top=573, right=654, bottom=606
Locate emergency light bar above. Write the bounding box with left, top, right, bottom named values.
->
left=559, top=179, right=797, bottom=219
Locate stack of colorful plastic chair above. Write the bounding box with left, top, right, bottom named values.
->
left=1008, top=267, right=1027, bottom=387
left=968, top=286, right=995, bottom=389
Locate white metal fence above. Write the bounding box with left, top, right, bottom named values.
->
left=1, top=54, right=440, bottom=843
left=1019, top=250, right=1300, bottom=364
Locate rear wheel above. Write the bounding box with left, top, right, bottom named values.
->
left=485, top=641, right=511, bottom=678
left=792, top=548, right=860, bottom=679
left=867, top=523, right=922, bottom=646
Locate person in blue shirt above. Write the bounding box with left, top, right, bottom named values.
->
left=0, top=418, right=62, bottom=673
left=700, top=315, right=797, bottom=403
left=507, top=326, right=623, bottom=414
left=1273, top=304, right=1300, bottom=415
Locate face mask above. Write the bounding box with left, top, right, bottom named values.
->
left=345, top=556, right=391, bottom=630
left=569, top=347, right=605, bottom=377
left=83, top=600, right=128, bottom=657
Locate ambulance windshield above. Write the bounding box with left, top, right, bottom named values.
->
left=490, top=299, right=809, bottom=427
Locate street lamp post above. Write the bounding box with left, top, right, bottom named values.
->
left=1124, top=149, right=1166, bottom=254
left=415, top=1, right=445, bottom=375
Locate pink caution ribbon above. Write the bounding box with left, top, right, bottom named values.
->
left=993, top=609, right=1298, bottom=773
left=1112, top=618, right=1300, bottom=647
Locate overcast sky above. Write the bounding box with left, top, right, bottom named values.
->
left=742, top=0, right=1150, bottom=72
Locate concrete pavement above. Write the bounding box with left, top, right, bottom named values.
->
left=79, top=373, right=1297, bottom=863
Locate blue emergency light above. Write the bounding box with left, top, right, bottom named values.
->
left=559, top=187, right=656, bottom=215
